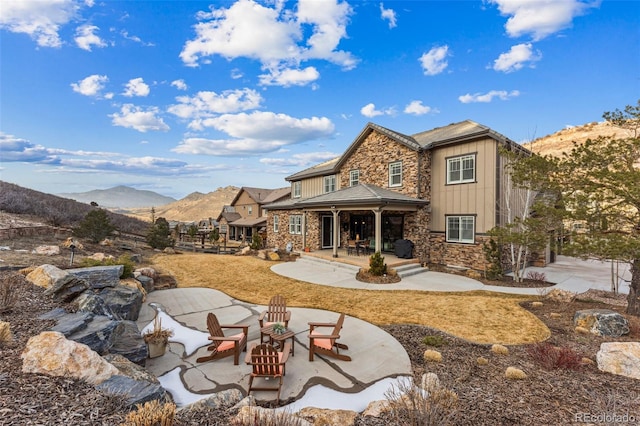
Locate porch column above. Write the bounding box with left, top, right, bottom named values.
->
left=331, top=207, right=340, bottom=258
left=302, top=211, right=307, bottom=250
left=374, top=208, right=382, bottom=253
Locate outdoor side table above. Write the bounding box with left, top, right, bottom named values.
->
left=260, top=325, right=295, bottom=356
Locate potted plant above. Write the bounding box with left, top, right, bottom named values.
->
left=143, top=315, right=174, bottom=358
left=272, top=322, right=287, bottom=335
left=304, top=245, right=311, bottom=252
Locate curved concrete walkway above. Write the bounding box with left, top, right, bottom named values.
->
left=271, top=254, right=630, bottom=295
left=136, top=287, right=411, bottom=411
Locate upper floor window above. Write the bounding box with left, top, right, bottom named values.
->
left=273, top=215, right=279, bottom=233
left=248, top=206, right=253, bottom=215
left=293, top=181, right=301, bottom=198
left=447, top=154, right=476, bottom=184
left=289, top=215, right=302, bottom=234
left=349, top=170, right=359, bottom=187
left=324, top=175, right=336, bottom=193
left=389, top=161, right=402, bottom=187
left=446, top=215, right=475, bottom=243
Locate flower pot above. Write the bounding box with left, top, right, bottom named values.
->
left=147, top=340, right=168, bottom=358
left=304, top=247, right=311, bottom=252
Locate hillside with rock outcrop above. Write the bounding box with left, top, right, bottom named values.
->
left=523, top=121, right=630, bottom=157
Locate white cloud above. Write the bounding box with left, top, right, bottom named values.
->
left=167, top=89, right=263, bottom=127
left=458, top=90, right=521, bottom=104
left=71, top=74, right=109, bottom=97
left=492, top=43, right=542, bottom=73
left=231, top=68, right=243, bottom=79
left=489, top=0, right=598, bottom=41
left=173, top=111, right=335, bottom=156
left=74, top=24, right=106, bottom=51
left=260, top=151, right=339, bottom=167
left=120, top=30, right=154, bottom=46
left=360, top=103, right=396, bottom=118
left=179, top=0, right=356, bottom=87
left=259, top=66, right=320, bottom=87
left=0, top=132, right=53, bottom=162
left=123, top=78, right=150, bottom=97
left=110, top=104, right=169, bottom=132
left=419, top=45, right=449, bottom=76
left=171, top=79, right=188, bottom=91
left=403, top=101, right=437, bottom=116
left=0, top=0, right=79, bottom=47
left=379, top=3, right=397, bottom=29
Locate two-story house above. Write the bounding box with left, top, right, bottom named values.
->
left=265, top=120, right=540, bottom=271
left=217, top=186, right=290, bottom=243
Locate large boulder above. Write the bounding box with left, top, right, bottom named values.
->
left=108, top=320, right=148, bottom=365
left=64, top=315, right=121, bottom=354
left=573, top=309, right=629, bottom=337
left=74, top=291, right=119, bottom=319
left=25, top=264, right=68, bottom=289
left=67, top=265, right=123, bottom=289
left=21, top=331, right=119, bottom=385
left=183, top=389, right=244, bottom=411
left=103, top=354, right=157, bottom=383
left=49, top=311, right=94, bottom=336
left=597, top=342, right=640, bottom=380
left=43, top=274, right=90, bottom=302
left=95, top=375, right=170, bottom=407
left=298, top=407, right=358, bottom=426
left=32, top=245, right=60, bottom=255
left=134, top=274, right=154, bottom=293
left=99, top=285, right=143, bottom=321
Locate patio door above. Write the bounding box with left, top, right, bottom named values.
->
left=321, top=216, right=333, bottom=248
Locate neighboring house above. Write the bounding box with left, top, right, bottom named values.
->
left=217, top=187, right=290, bottom=243
left=265, top=120, right=542, bottom=271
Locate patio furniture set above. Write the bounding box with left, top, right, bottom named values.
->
left=195, top=294, right=351, bottom=401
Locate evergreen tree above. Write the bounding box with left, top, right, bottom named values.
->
left=147, top=217, right=175, bottom=250
left=74, top=209, right=115, bottom=243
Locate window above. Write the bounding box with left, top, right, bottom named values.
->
left=248, top=206, right=253, bottom=215
left=349, top=170, right=359, bottom=187
left=289, top=215, right=302, bottom=234
left=273, top=215, right=279, bottom=232
left=293, top=181, right=301, bottom=198
left=324, top=175, right=336, bottom=193
left=446, top=216, right=475, bottom=243
left=447, top=154, right=476, bottom=184
left=389, top=161, right=402, bottom=187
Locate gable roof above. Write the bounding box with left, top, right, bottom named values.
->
left=285, top=156, right=340, bottom=182
left=261, top=186, right=290, bottom=203
left=229, top=186, right=290, bottom=206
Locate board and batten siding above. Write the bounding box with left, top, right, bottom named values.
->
left=430, top=138, right=498, bottom=234
left=298, top=175, right=341, bottom=199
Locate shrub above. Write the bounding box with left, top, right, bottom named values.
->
left=505, top=366, right=527, bottom=380
left=147, top=217, right=175, bottom=250
left=79, top=254, right=136, bottom=279
left=368, top=251, right=387, bottom=276
left=423, top=349, right=442, bottom=363
left=526, top=271, right=547, bottom=282
left=0, top=321, right=13, bottom=345
left=422, top=335, right=447, bottom=347
left=0, top=272, right=21, bottom=314
left=527, top=342, right=583, bottom=370
left=385, top=377, right=458, bottom=426
left=491, top=344, right=509, bottom=355
left=120, top=400, right=175, bottom=426
left=250, top=233, right=262, bottom=250
left=483, top=238, right=503, bottom=280
left=476, top=357, right=489, bottom=366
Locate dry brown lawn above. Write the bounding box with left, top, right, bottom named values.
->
left=151, top=253, right=550, bottom=345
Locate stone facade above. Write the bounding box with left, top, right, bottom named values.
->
left=429, top=233, right=490, bottom=271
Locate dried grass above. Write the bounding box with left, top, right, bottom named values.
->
left=491, top=344, right=509, bottom=355
left=150, top=253, right=551, bottom=345
left=505, top=367, right=527, bottom=380
left=423, top=350, right=442, bottom=363
left=120, top=400, right=175, bottom=426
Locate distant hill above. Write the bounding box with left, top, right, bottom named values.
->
left=58, top=185, right=176, bottom=209
left=125, top=186, right=240, bottom=222
left=0, top=181, right=150, bottom=235
left=523, top=121, right=629, bottom=157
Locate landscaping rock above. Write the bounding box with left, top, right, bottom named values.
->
left=99, top=284, right=143, bottom=321
left=95, top=374, right=169, bottom=407
left=108, top=320, right=148, bottom=365
left=134, top=274, right=154, bottom=293
left=573, top=309, right=629, bottom=337
left=184, top=389, right=244, bottom=411
left=67, top=265, right=123, bottom=289
left=75, top=291, right=118, bottom=319
left=32, top=245, right=60, bottom=255
left=21, top=331, right=119, bottom=385
left=596, top=342, right=640, bottom=380
left=268, top=251, right=280, bottom=261
left=103, top=354, right=157, bottom=383
left=49, top=311, right=93, bottom=335
left=25, top=264, right=68, bottom=289
left=299, top=407, right=358, bottom=426
left=43, top=274, right=90, bottom=302
left=362, top=400, right=390, bottom=417
left=65, top=315, right=121, bottom=354
left=545, top=288, right=576, bottom=303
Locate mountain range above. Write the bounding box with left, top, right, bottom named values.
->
left=59, top=185, right=176, bottom=209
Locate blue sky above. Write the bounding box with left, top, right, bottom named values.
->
left=1, top=0, right=638, bottom=199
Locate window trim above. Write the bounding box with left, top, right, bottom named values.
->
left=349, top=169, right=359, bottom=187
left=289, top=215, right=302, bottom=234
left=389, top=161, right=402, bottom=187
left=324, top=174, right=336, bottom=193
left=446, top=154, right=476, bottom=185
left=445, top=215, right=476, bottom=244
left=293, top=181, right=301, bottom=198
left=273, top=215, right=279, bottom=233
